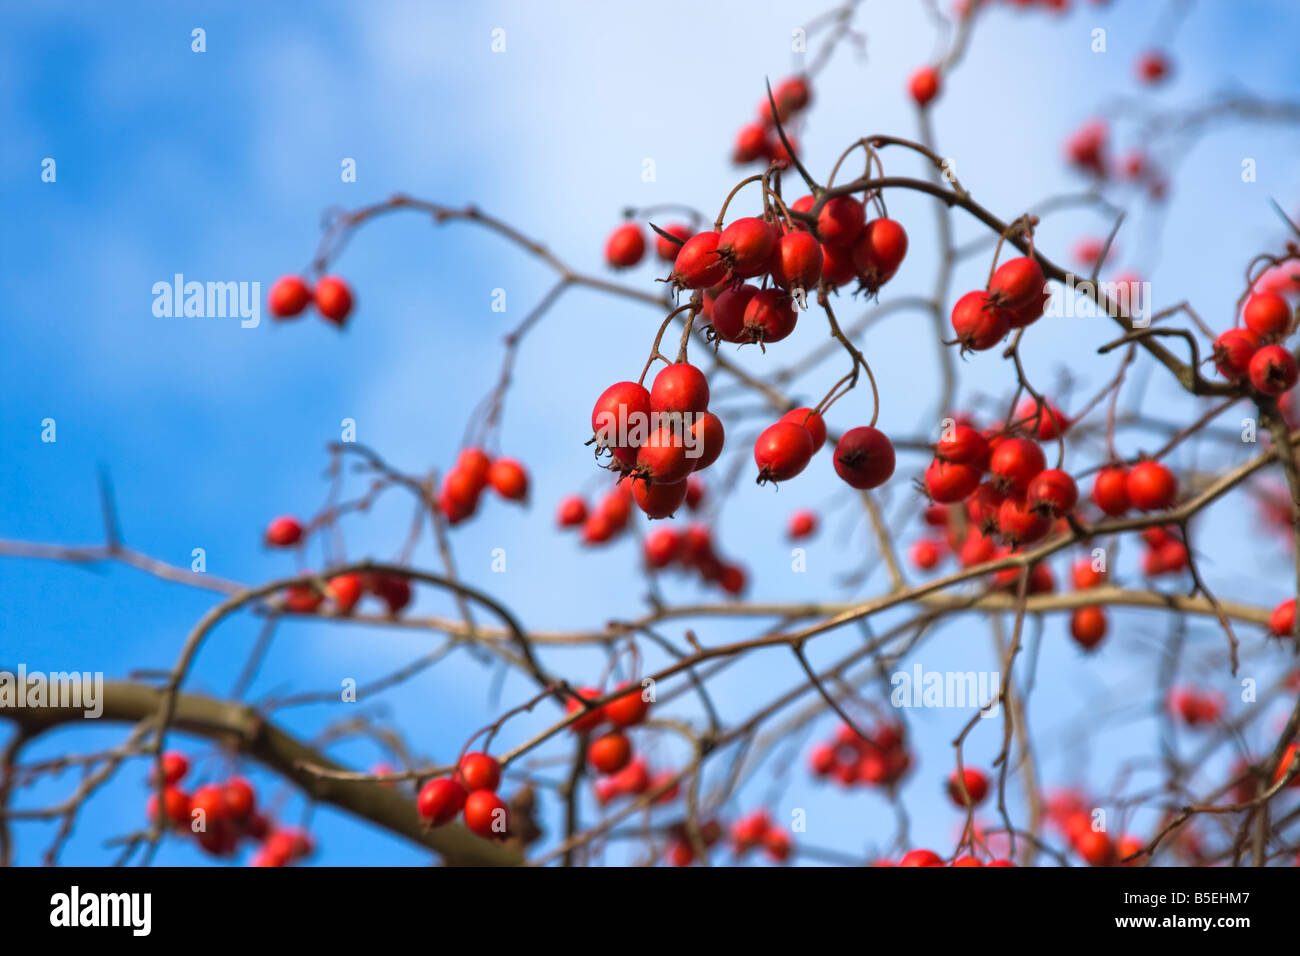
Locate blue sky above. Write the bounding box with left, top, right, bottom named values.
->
left=4, top=0, right=1300, bottom=865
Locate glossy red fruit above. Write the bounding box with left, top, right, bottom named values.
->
left=268, top=275, right=313, bottom=318
left=372, top=574, right=412, bottom=616
left=743, top=288, right=799, bottom=344
left=636, top=428, right=694, bottom=485
left=908, top=66, right=941, bottom=105
left=459, top=753, right=502, bottom=792
left=685, top=476, right=705, bottom=510
left=463, top=790, right=509, bottom=839
left=589, top=732, right=633, bottom=774
left=899, top=848, right=943, bottom=867
left=989, top=438, right=1045, bottom=493
left=190, top=784, right=229, bottom=828
left=1273, top=743, right=1300, bottom=788
left=733, top=123, right=769, bottom=163
left=156, top=751, right=190, bottom=786
left=417, top=777, right=467, bottom=826
left=632, top=476, right=690, bottom=519
left=925, top=458, right=982, bottom=503
left=565, top=687, right=606, bottom=732
left=671, top=232, right=727, bottom=289
left=605, top=223, right=646, bottom=268
left=988, top=257, right=1045, bottom=310
left=654, top=223, right=693, bottom=262
left=1091, top=466, right=1130, bottom=516
left=1027, top=469, right=1078, bottom=518
left=935, top=423, right=989, bottom=467
left=327, top=573, right=363, bottom=613
left=487, top=458, right=529, bottom=501
left=947, top=768, right=989, bottom=807
left=1213, top=328, right=1259, bottom=380
left=772, top=75, right=812, bottom=116
left=690, top=412, right=725, bottom=471
left=819, top=241, right=858, bottom=288
left=951, top=291, right=1011, bottom=352
left=644, top=528, right=680, bottom=568
left=997, top=494, right=1051, bottom=547
left=718, top=217, right=778, bottom=279
left=1248, top=344, right=1299, bottom=396
left=651, top=363, right=710, bottom=416
left=606, top=682, right=651, bottom=727
left=265, top=515, right=303, bottom=548
left=966, top=482, right=1005, bottom=534
left=720, top=564, right=747, bottom=596
left=556, top=495, right=588, bottom=528
left=911, top=538, right=942, bottom=570
left=788, top=509, right=818, bottom=539
left=592, top=381, right=652, bottom=468
left=1269, top=598, right=1296, bottom=637
left=852, top=218, right=908, bottom=286
left=1016, top=399, right=1069, bottom=440
left=780, top=408, right=827, bottom=452
left=224, top=777, right=256, bottom=822
left=314, top=276, right=353, bottom=326
left=770, top=231, right=824, bottom=291
left=1135, top=50, right=1170, bottom=85
left=1125, top=461, right=1177, bottom=511
left=1070, top=606, right=1107, bottom=650
left=148, top=786, right=192, bottom=828
left=1072, top=558, right=1106, bottom=590
left=755, top=422, right=815, bottom=484
left=1243, top=292, right=1291, bottom=339
left=816, top=196, right=866, bottom=247
left=710, top=284, right=759, bottom=343
left=834, top=427, right=897, bottom=490
left=1008, top=286, right=1051, bottom=328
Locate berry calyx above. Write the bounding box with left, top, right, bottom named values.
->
left=1248, top=344, right=1299, bottom=396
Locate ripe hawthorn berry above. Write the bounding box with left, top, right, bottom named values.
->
left=815, top=196, right=866, bottom=247
left=780, top=407, right=827, bottom=452
left=190, top=783, right=229, bottom=829
left=988, top=257, right=1045, bottom=311
left=314, top=276, right=353, bottom=326
left=327, top=573, right=363, bottom=613
left=935, top=423, right=989, bottom=467
left=147, top=786, right=192, bottom=828
left=224, top=777, right=256, bottom=822
left=447, top=755, right=498, bottom=796
left=268, top=275, right=313, bottom=318
left=632, top=476, right=690, bottom=519
left=462, top=789, right=509, bottom=839
left=1026, top=468, right=1078, bottom=518
left=946, top=768, right=989, bottom=808
left=819, top=241, right=858, bottom=288
left=592, top=381, right=652, bottom=468
left=733, top=123, right=769, bottom=164
left=989, top=437, right=1045, bottom=493
left=1072, top=558, right=1106, bottom=590
left=834, top=427, right=897, bottom=490
left=606, top=682, right=651, bottom=727
left=1125, top=460, right=1177, bottom=511
left=372, top=574, right=413, bottom=616
left=644, top=527, right=680, bottom=568
left=588, top=731, right=633, bottom=774
left=788, top=509, right=818, bottom=539
left=1135, top=50, right=1171, bottom=85
left=155, top=751, right=190, bottom=786
left=604, top=223, right=646, bottom=269
left=1243, top=291, right=1291, bottom=339
left=265, top=515, right=303, bottom=548
left=966, top=482, right=1005, bottom=534
left=685, top=475, right=706, bottom=510
left=1091, top=466, right=1130, bottom=516
left=1269, top=597, right=1296, bottom=638
left=556, top=495, right=588, bottom=528
left=899, top=849, right=943, bottom=867
left=719, top=564, right=747, bottom=595
left=851, top=218, right=909, bottom=289
left=651, top=363, right=710, bottom=416
left=671, top=232, right=728, bottom=289
left=755, top=422, right=814, bottom=484
left=690, top=412, right=726, bottom=471
left=457, top=447, right=492, bottom=488
left=910, top=538, right=943, bottom=570
left=1007, top=286, right=1051, bottom=328
left=1213, top=328, right=1259, bottom=380
left=770, top=231, right=824, bottom=292
left=565, top=687, right=607, bottom=732
left=710, top=284, right=758, bottom=343
left=997, top=494, right=1051, bottom=547
left=1016, top=399, right=1069, bottom=440
left=636, top=427, right=695, bottom=486
left=1070, top=606, right=1107, bottom=651
left=908, top=66, right=941, bottom=106
left=772, top=75, right=812, bottom=117
left=654, top=223, right=693, bottom=262
left=743, top=288, right=799, bottom=344
left=951, top=290, right=1011, bottom=352
left=487, top=458, right=529, bottom=501
left=925, top=458, right=982, bottom=503
left=1248, top=344, right=1299, bottom=396
left=283, top=577, right=324, bottom=614
left=717, top=217, right=778, bottom=279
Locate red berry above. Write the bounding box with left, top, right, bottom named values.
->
left=605, top=223, right=646, bottom=268
left=755, top=422, right=815, bottom=484
left=632, top=476, right=690, bottom=519
left=314, top=275, right=353, bottom=326
left=819, top=241, right=858, bottom=288
left=224, top=777, right=256, bottom=822
left=997, top=494, right=1051, bottom=547
left=935, top=423, right=989, bottom=467
left=946, top=768, right=989, bottom=808
left=1008, top=286, right=1051, bottom=328
left=733, top=123, right=769, bottom=164
left=147, top=786, right=192, bottom=828
left=1269, top=598, right=1296, bottom=638
left=911, top=538, right=943, bottom=570
left=454, top=753, right=499, bottom=793
left=690, top=412, right=726, bottom=472
left=710, top=284, right=759, bottom=342
left=651, top=363, right=710, bottom=416
left=1213, top=328, right=1259, bottom=380
left=989, top=437, right=1045, bottom=493
left=671, top=231, right=728, bottom=289
left=588, top=731, right=633, bottom=774
left=565, top=687, right=607, bottom=732
left=1026, top=468, right=1078, bottom=518
left=1091, top=466, right=1130, bottom=516
left=718, top=217, right=778, bottom=279
left=1249, top=344, right=1299, bottom=396
left=1070, top=606, right=1107, bottom=650
left=788, top=509, right=818, bottom=539
left=487, top=458, right=529, bottom=501
left=925, top=458, right=982, bottom=503
left=268, top=275, right=313, bottom=318
left=685, top=476, right=706, bottom=510
left=190, top=784, right=229, bottom=828
left=644, top=528, right=680, bottom=568
left=1072, top=558, right=1106, bottom=590
left=283, top=577, right=324, bottom=614
left=899, top=848, right=944, bottom=867
left=816, top=196, right=866, bottom=247
left=951, top=290, right=1011, bottom=352
left=851, top=218, right=908, bottom=287
left=743, top=288, right=799, bottom=344
left=592, top=381, right=653, bottom=467
left=780, top=408, right=827, bottom=452
left=265, top=515, right=303, bottom=548
left=770, top=231, right=824, bottom=291
left=654, top=223, right=693, bottom=262
left=1016, top=399, right=1070, bottom=440
left=372, top=574, right=412, bottom=616
left=834, top=427, right=897, bottom=490
left=1243, top=292, right=1291, bottom=339
left=719, top=564, right=747, bottom=596
left=417, top=777, right=467, bottom=826
left=1135, top=50, right=1170, bottom=85
left=156, top=751, right=189, bottom=786
left=462, top=789, right=509, bottom=839
left=988, top=257, right=1045, bottom=310
left=908, top=66, right=941, bottom=106
left=606, top=682, right=651, bottom=727
left=327, top=573, right=363, bottom=613
left=557, top=495, right=588, bottom=528
left=1125, top=460, right=1177, bottom=511
left=966, top=482, right=1005, bottom=534
left=772, top=75, right=812, bottom=116
left=636, top=427, right=694, bottom=485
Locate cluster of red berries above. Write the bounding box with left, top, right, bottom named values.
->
left=1167, top=687, right=1224, bottom=727
left=1091, top=459, right=1179, bottom=517
left=604, top=221, right=697, bottom=269
left=1212, top=291, right=1299, bottom=395
left=1137, top=525, right=1189, bottom=577
left=644, top=522, right=748, bottom=596
left=593, top=757, right=680, bottom=806
left=879, top=848, right=1015, bottom=867
left=1063, top=120, right=1167, bottom=200
left=730, top=810, right=792, bottom=862
left=808, top=721, right=912, bottom=788
left=1069, top=558, right=1109, bottom=652
left=264, top=515, right=412, bottom=616
left=564, top=682, right=651, bottom=734
left=268, top=274, right=354, bottom=326
left=664, top=819, right=722, bottom=867
left=1044, top=790, right=1145, bottom=867
left=731, top=75, right=811, bottom=168
left=950, top=256, right=1049, bottom=353
left=590, top=365, right=724, bottom=520
left=417, top=752, right=510, bottom=840
left=147, top=751, right=312, bottom=865
left=439, top=446, right=529, bottom=524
